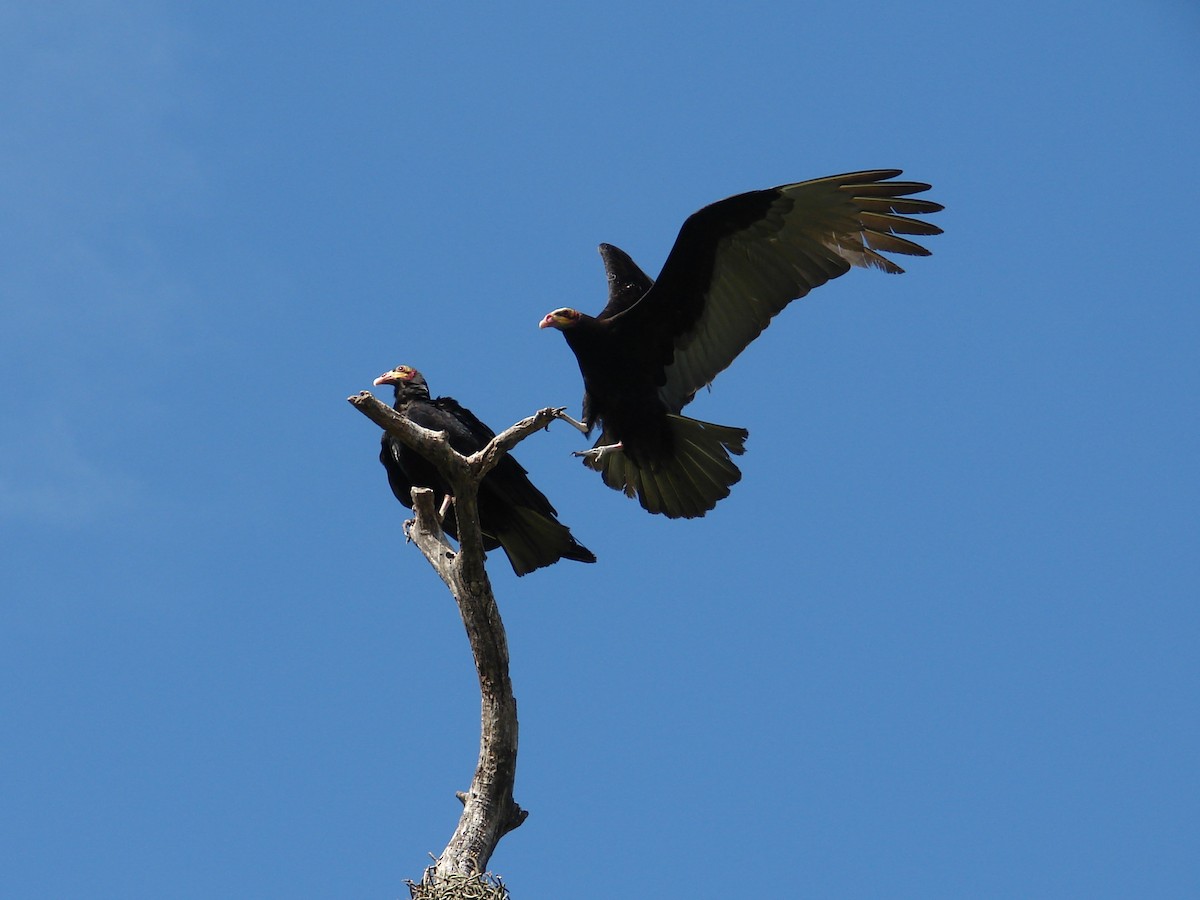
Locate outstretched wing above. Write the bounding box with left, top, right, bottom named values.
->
left=608, top=170, right=943, bottom=412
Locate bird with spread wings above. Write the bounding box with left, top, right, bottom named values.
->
left=540, top=169, right=943, bottom=519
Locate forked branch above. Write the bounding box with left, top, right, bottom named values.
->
left=348, top=391, right=570, bottom=885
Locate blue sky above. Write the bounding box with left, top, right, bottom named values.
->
left=2, top=1, right=1197, bottom=897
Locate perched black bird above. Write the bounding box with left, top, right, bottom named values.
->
left=373, top=365, right=596, bottom=576
left=540, top=169, right=943, bottom=519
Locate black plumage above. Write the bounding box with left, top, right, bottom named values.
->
left=540, top=169, right=943, bottom=518
left=373, top=365, right=596, bottom=576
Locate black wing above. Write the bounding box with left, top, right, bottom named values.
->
left=607, top=170, right=943, bottom=412
left=378, top=436, right=417, bottom=508
left=381, top=397, right=488, bottom=512
left=596, top=242, right=655, bottom=319
left=379, top=399, right=460, bottom=517
left=421, top=396, right=495, bottom=453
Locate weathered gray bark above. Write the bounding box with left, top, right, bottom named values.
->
left=349, top=391, right=566, bottom=889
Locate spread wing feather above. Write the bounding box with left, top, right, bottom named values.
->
left=604, top=170, right=943, bottom=412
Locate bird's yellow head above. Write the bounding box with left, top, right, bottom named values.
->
left=539, top=308, right=583, bottom=330
left=372, top=365, right=425, bottom=387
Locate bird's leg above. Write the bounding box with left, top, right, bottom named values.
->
left=549, top=407, right=615, bottom=463
left=551, top=408, right=590, bottom=435
left=572, top=441, right=624, bottom=464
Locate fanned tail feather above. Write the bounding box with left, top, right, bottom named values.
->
left=585, top=415, right=748, bottom=518
left=495, top=507, right=596, bottom=576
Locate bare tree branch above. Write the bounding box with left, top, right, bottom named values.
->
left=348, top=392, right=471, bottom=481
left=467, top=406, right=566, bottom=481
left=406, top=486, right=457, bottom=581
left=349, top=390, right=570, bottom=886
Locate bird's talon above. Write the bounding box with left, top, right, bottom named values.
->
left=573, top=442, right=623, bottom=464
